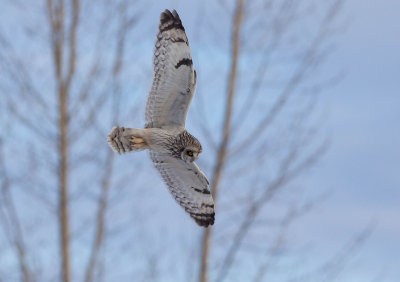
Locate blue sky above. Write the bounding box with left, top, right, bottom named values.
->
left=292, top=0, right=400, bottom=280
left=0, top=0, right=399, bottom=281
left=127, top=1, right=400, bottom=280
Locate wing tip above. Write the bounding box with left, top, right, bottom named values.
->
left=195, top=215, right=215, bottom=227
left=161, top=9, right=181, bottom=21
left=191, top=212, right=215, bottom=227
left=159, top=9, right=185, bottom=32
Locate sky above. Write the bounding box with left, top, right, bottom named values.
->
left=0, top=0, right=399, bottom=281
left=292, top=0, right=400, bottom=280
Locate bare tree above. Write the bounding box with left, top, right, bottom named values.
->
left=199, top=1, right=245, bottom=282
left=0, top=1, right=375, bottom=281
left=0, top=140, right=34, bottom=282
left=195, top=0, right=346, bottom=281
left=47, top=1, right=80, bottom=280
left=0, top=1, right=141, bottom=281
left=84, top=6, right=137, bottom=281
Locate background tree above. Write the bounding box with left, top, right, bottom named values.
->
left=0, top=0, right=381, bottom=281
left=193, top=0, right=348, bottom=281
left=0, top=1, right=144, bottom=281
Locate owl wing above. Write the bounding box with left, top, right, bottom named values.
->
left=150, top=151, right=215, bottom=227
left=145, top=9, right=196, bottom=129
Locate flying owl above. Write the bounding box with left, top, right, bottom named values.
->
left=107, top=9, right=215, bottom=227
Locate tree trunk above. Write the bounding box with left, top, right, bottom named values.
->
left=48, top=1, right=79, bottom=281
left=58, top=83, right=71, bottom=282
left=199, top=1, right=244, bottom=282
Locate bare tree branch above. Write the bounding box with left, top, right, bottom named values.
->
left=65, top=0, right=79, bottom=91
left=199, top=1, right=245, bottom=282
left=85, top=3, right=137, bottom=280
left=232, top=0, right=298, bottom=135
left=231, top=0, right=344, bottom=158
left=0, top=140, right=35, bottom=282
left=47, top=0, right=81, bottom=281
left=253, top=201, right=316, bottom=282
left=215, top=138, right=327, bottom=282
left=288, top=223, right=374, bottom=282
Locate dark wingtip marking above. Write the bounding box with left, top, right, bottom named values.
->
left=175, top=58, right=192, bottom=69
left=172, top=10, right=180, bottom=19
left=189, top=211, right=215, bottom=227
left=192, top=213, right=215, bottom=227
left=193, top=187, right=211, bottom=194
left=159, top=9, right=185, bottom=32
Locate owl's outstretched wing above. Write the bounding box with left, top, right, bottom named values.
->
left=150, top=151, right=215, bottom=227
left=145, top=9, right=196, bottom=129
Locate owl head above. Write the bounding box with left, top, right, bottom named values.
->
left=181, top=145, right=201, bottom=163
left=171, top=130, right=202, bottom=163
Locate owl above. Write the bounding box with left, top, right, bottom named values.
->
left=107, top=9, right=215, bottom=227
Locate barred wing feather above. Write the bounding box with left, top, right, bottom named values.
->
left=150, top=151, right=215, bottom=227
left=145, top=9, right=196, bottom=129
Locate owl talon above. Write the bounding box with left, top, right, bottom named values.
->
left=132, top=143, right=144, bottom=149
left=131, top=137, right=145, bottom=144
left=129, top=136, right=146, bottom=149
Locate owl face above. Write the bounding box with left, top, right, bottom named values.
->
left=181, top=146, right=201, bottom=163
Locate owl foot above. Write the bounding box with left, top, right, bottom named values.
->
left=131, top=137, right=145, bottom=144
left=130, top=137, right=146, bottom=149
left=108, top=126, right=148, bottom=153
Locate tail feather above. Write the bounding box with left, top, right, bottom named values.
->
left=107, top=126, right=147, bottom=154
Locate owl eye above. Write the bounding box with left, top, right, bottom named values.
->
left=187, top=150, right=193, bottom=157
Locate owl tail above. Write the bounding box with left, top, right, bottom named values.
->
left=107, top=126, right=149, bottom=154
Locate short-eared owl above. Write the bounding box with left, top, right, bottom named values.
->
left=107, top=9, right=215, bottom=227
